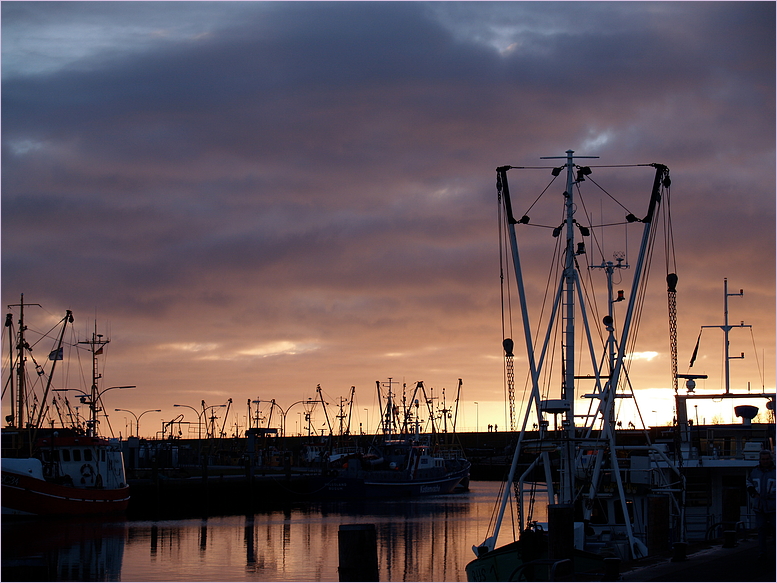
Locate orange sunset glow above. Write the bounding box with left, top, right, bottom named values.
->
left=2, top=2, right=774, bottom=438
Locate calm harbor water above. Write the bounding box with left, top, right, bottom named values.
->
left=3, top=481, right=544, bottom=582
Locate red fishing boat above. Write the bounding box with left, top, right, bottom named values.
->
left=2, top=296, right=131, bottom=516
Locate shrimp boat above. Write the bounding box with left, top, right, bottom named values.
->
left=466, top=152, right=686, bottom=580
left=1, top=296, right=130, bottom=516
left=310, top=379, right=471, bottom=498
left=316, top=439, right=470, bottom=498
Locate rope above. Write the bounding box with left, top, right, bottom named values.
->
left=749, top=328, right=765, bottom=390
left=583, top=175, right=635, bottom=215
left=498, top=183, right=515, bottom=431
left=519, top=174, right=561, bottom=217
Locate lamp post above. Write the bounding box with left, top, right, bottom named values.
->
left=114, top=408, right=161, bottom=437
left=364, top=408, right=369, bottom=435
left=116, top=408, right=137, bottom=436
left=54, top=385, right=135, bottom=437
left=474, top=401, right=481, bottom=448
left=278, top=398, right=317, bottom=437
left=137, top=408, right=161, bottom=438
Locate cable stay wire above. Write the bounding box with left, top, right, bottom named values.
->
left=499, top=163, right=674, bottom=436
left=519, top=174, right=561, bottom=218
left=749, top=328, right=765, bottom=390
left=582, top=174, right=635, bottom=215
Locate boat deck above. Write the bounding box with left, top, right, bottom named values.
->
left=620, top=537, right=775, bottom=582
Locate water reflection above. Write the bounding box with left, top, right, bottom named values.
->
left=2, top=481, right=508, bottom=582
left=2, top=517, right=126, bottom=582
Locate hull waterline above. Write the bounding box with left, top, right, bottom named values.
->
left=2, top=469, right=129, bottom=516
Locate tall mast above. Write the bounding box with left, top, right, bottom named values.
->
left=33, top=309, right=73, bottom=429
left=4, top=312, right=13, bottom=427
left=16, top=297, right=26, bottom=428
left=7, top=294, right=41, bottom=428
left=592, top=254, right=629, bottom=421
left=378, top=377, right=399, bottom=438
left=540, top=150, right=598, bottom=503
left=539, top=151, right=599, bottom=428
left=723, top=279, right=737, bottom=394
left=563, top=150, right=576, bottom=439
left=724, top=278, right=749, bottom=394
left=79, top=322, right=109, bottom=436
left=477, top=154, right=670, bottom=558
left=701, top=278, right=749, bottom=394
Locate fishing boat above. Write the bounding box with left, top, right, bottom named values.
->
left=314, top=439, right=470, bottom=498
left=466, top=151, right=696, bottom=580
left=657, top=278, right=774, bottom=542
left=310, top=379, right=471, bottom=498
left=1, top=296, right=131, bottom=516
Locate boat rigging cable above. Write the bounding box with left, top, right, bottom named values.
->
left=493, top=160, right=675, bottom=543
left=575, top=168, right=675, bottom=429
left=3, top=304, right=74, bottom=434
left=499, top=171, right=567, bottom=432
left=498, top=181, right=516, bottom=432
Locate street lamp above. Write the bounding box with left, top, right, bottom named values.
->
left=364, top=408, right=369, bottom=434
left=138, top=409, right=161, bottom=438
left=114, top=408, right=161, bottom=437
left=278, top=398, right=317, bottom=437
left=474, top=402, right=479, bottom=433
left=116, top=409, right=135, bottom=436
left=54, top=385, right=135, bottom=436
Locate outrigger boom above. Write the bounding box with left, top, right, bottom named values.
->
left=468, top=152, right=681, bottom=580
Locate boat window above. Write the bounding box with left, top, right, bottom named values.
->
left=59, top=450, right=68, bottom=462
left=72, top=449, right=81, bottom=462
left=84, top=449, right=92, bottom=461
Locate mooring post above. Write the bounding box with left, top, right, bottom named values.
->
left=338, top=523, right=379, bottom=582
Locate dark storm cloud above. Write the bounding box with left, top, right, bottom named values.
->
left=2, top=2, right=773, bottom=422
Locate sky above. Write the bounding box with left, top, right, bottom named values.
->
left=2, top=1, right=775, bottom=439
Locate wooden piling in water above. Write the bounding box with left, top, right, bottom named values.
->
left=338, top=523, right=379, bottom=582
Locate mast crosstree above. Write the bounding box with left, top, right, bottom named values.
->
left=483, top=152, right=674, bottom=561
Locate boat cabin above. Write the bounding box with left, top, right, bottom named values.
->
left=36, top=434, right=127, bottom=490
